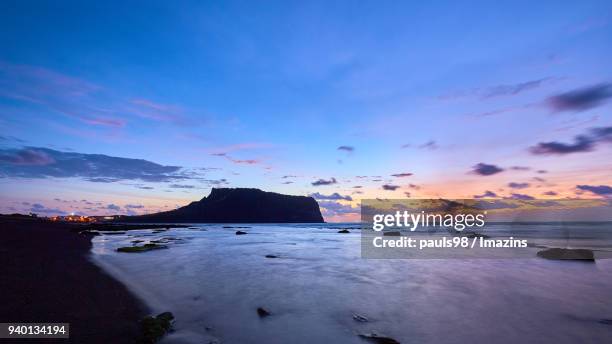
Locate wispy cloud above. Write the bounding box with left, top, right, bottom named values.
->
left=547, top=83, right=612, bottom=112
left=529, top=126, right=612, bottom=155
left=0, top=146, right=196, bottom=182
left=391, top=173, right=413, bottom=177
left=441, top=78, right=553, bottom=100
left=311, top=177, right=337, bottom=186
left=474, top=190, right=498, bottom=199
left=309, top=192, right=352, bottom=201
left=0, top=61, right=191, bottom=129
left=507, top=193, right=535, bottom=200
left=508, top=182, right=530, bottom=189
left=30, top=203, right=66, bottom=215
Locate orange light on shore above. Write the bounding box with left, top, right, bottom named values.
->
left=49, top=215, right=97, bottom=223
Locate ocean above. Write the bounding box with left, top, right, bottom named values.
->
left=91, top=223, right=612, bottom=344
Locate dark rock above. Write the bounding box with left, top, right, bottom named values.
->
left=257, top=307, right=271, bottom=317
left=122, top=188, right=324, bottom=223
left=78, top=230, right=100, bottom=236
left=265, top=254, right=279, bottom=258
left=338, top=229, right=350, bottom=233
left=358, top=333, right=400, bottom=344
left=537, top=248, right=595, bottom=261
left=235, top=231, right=248, bottom=235
left=117, top=243, right=168, bottom=253
left=383, top=231, right=401, bottom=236
left=463, top=231, right=489, bottom=239
left=140, top=311, right=174, bottom=343
left=131, top=240, right=144, bottom=244
left=352, top=313, right=369, bottom=322
left=599, top=319, right=612, bottom=325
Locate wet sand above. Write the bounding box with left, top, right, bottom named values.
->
left=0, top=216, right=147, bottom=343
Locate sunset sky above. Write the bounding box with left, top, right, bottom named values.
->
left=1, top=1, right=611, bottom=222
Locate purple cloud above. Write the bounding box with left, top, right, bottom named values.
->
left=318, top=201, right=358, bottom=217
left=382, top=184, right=400, bottom=191
left=0, top=148, right=55, bottom=166
left=337, top=146, right=354, bottom=152
left=169, top=184, right=196, bottom=189
left=471, top=163, right=504, bottom=176
left=474, top=190, right=498, bottom=199
left=391, top=173, right=413, bottom=177
left=529, top=136, right=594, bottom=155
left=576, top=185, right=612, bottom=196
left=0, top=147, right=194, bottom=182
left=508, top=182, right=530, bottom=189
left=106, top=204, right=121, bottom=211
left=311, top=178, right=337, bottom=186
left=547, top=83, right=612, bottom=112
left=309, top=192, right=352, bottom=201
left=30, top=203, right=66, bottom=215
left=529, top=126, right=612, bottom=155
left=508, top=193, right=535, bottom=200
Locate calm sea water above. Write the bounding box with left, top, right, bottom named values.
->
left=91, top=223, right=612, bottom=344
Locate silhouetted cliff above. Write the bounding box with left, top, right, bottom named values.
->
left=123, top=188, right=324, bottom=223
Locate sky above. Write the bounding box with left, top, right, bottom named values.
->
left=0, top=0, right=611, bottom=222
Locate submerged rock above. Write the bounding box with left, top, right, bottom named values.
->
left=358, top=333, right=400, bottom=344
left=257, top=307, right=271, bottom=317
left=78, top=230, right=100, bottom=236
left=140, top=311, right=174, bottom=343
left=338, top=229, right=350, bottom=234
left=235, top=230, right=248, bottom=235
left=463, top=231, right=489, bottom=239
left=117, top=243, right=168, bottom=253
left=537, top=248, right=595, bottom=261
left=265, top=254, right=279, bottom=258
left=352, top=313, right=369, bottom=322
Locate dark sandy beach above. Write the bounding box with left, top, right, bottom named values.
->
left=0, top=216, right=147, bottom=343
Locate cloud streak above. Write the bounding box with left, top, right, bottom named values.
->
left=0, top=147, right=194, bottom=182
left=309, top=192, right=353, bottom=201
left=529, top=126, right=612, bottom=155
left=311, top=178, right=337, bottom=186
left=547, top=83, right=612, bottom=112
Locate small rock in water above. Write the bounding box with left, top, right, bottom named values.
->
left=383, top=231, right=401, bottom=236
left=338, top=229, right=350, bottom=234
left=599, top=319, right=612, bottom=325
left=352, top=313, right=369, bottom=322
left=257, top=307, right=271, bottom=317
left=235, top=230, right=248, bottom=235
left=265, top=254, right=279, bottom=258
left=537, top=248, right=595, bottom=261
left=358, top=333, right=400, bottom=344
left=140, top=311, right=174, bottom=343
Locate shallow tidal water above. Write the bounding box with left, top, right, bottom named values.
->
left=91, top=223, right=612, bottom=344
